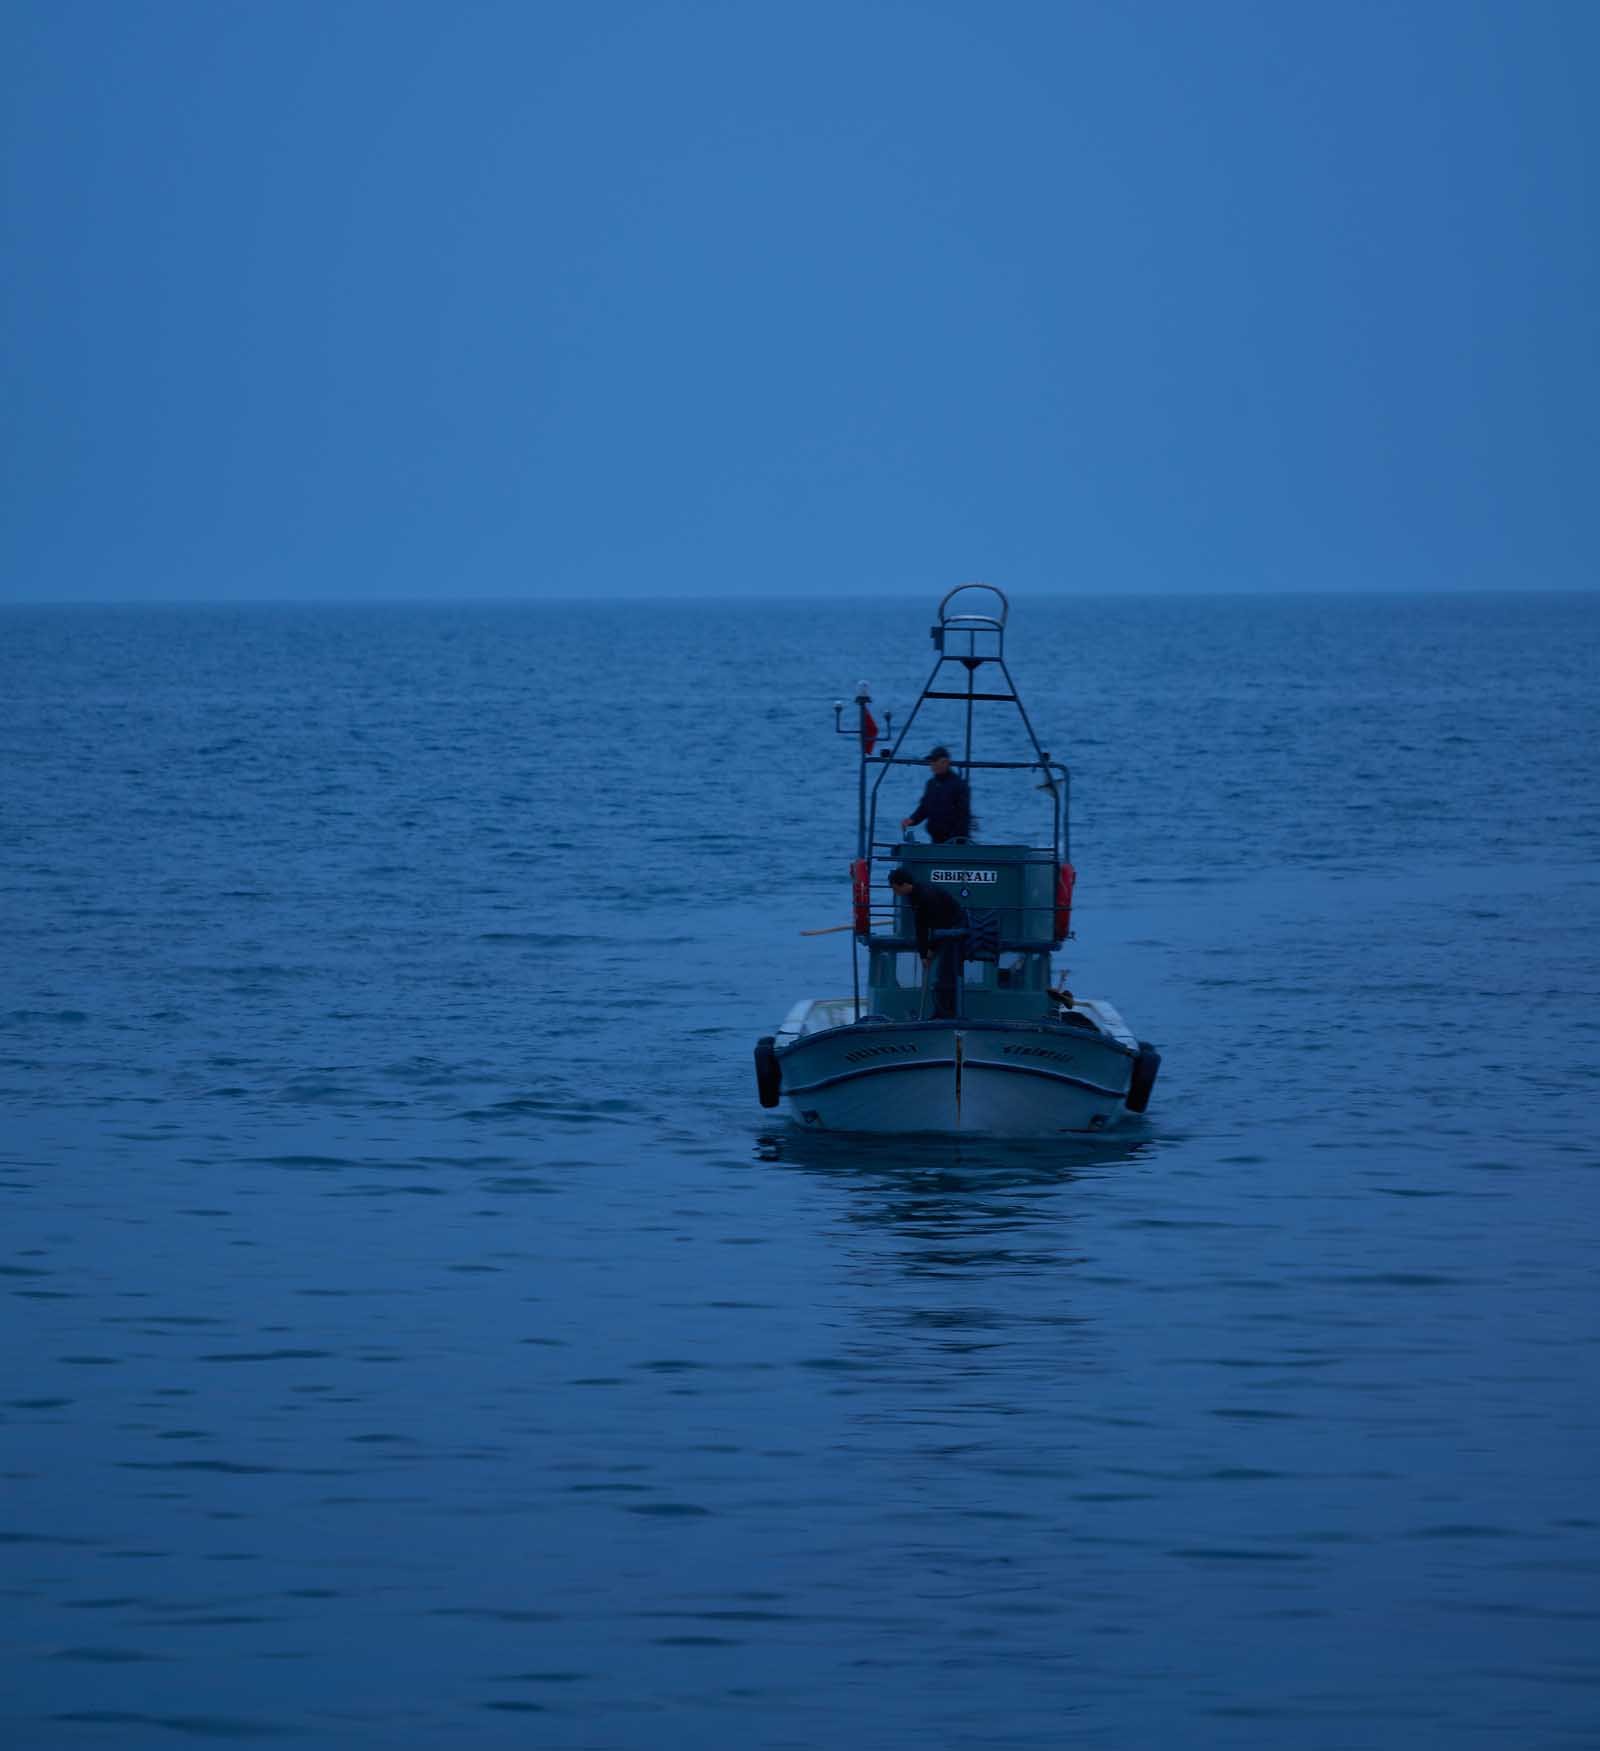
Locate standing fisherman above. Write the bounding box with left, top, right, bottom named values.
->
left=900, top=745, right=972, bottom=844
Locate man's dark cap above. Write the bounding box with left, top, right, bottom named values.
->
left=887, top=866, right=917, bottom=888
left=924, top=745, right=951, bottom=762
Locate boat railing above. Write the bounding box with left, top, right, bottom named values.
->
left=865, top=935, right=1060, bottom=955
left=866, top=755, right=1057, bottom=769
left=863, top=761, right=1071, bottom=868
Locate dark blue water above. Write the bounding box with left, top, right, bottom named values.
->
left=3, top=593, right=1598, bottom=1748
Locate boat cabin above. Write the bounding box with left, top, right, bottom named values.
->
left=865, top=841, right=1064, bottom=1022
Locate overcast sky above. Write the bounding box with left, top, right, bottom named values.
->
left=2, top=0, right=1594, bottom=602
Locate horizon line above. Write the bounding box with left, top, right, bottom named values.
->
left=2, top=584, right=1596, bottom=609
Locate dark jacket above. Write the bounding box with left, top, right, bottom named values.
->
left=907, top=769, right=972, bottom=843
left=902, top=880, right=965, bottom=957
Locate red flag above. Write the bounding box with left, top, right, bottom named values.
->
left=860, top=706, right=878, bottom=756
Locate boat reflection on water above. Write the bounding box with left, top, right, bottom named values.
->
left=752, top=1127, right=1164, bottom=1373
left=754, top=1121, right=1157, bottom=1186
left=753, top=1123, right=1160, bottom=1283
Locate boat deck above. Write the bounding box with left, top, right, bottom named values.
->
left=775, top=994, right=1138, bottom=1052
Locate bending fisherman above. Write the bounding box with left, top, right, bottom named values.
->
left=888, top=866, right=963, bottom=1020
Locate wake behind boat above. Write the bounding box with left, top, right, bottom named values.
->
left=753, top=586, right=1160, bottom=1138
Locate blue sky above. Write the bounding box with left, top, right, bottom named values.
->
left=2, top=0, right=1594, bottom=601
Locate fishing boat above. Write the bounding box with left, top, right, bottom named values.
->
left=753, top=585, right=1160, bottom=1137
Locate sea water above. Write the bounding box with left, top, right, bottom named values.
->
left=1, top=593, right=1597, bottom=1748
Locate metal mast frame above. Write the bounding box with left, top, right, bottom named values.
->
left=847, top=585, right=1074, bottom=987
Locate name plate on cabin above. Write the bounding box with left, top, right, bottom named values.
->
left=929, top=869, right=997, bottom=884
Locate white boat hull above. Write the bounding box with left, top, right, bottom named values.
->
left=773, top=1012, right=1138, bottom=1138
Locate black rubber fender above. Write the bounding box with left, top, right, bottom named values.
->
left=754, top=1036, right=782, bottom=1108
left=1125, top=1041, right=1161, bottom=1113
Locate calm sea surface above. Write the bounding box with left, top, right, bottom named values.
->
left=2, top=593, right=1598, bottom=1749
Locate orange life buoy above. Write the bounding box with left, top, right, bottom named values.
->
left=1054, top=863, right=1076, bottom=942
